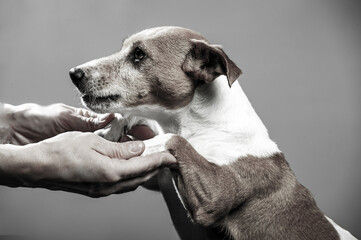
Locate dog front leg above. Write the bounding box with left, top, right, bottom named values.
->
left=158, top=168, right=225, bottom=240
left=165, top=136, right=240, bottom=228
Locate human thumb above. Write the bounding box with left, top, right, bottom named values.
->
left=95, top=140, right=145, bottom=159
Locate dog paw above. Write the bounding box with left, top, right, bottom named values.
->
left=94, top=113, right=126, bottom=142
left=142, top=133, right=176, bottom=156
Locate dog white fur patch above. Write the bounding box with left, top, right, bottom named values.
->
left=141, top=133, right=175, bottom=156
left=95, top=113, right=125, bottom=142
left=325, top=216, right=357, bottom=240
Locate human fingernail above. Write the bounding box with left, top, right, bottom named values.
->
left=129, top=141, right=144, bottom=154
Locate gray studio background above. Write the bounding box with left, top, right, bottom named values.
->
left=0, top=0, right=360, bottom=239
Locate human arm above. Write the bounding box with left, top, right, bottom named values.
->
left=0, top=103, right=114, bottom=145
left=0, top=131, right=177, bottom=197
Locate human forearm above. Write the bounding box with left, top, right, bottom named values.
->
left=0, top=144, right=34, bottom=187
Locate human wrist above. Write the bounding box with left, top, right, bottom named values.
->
left=0, top=143, right=46, bottom=187
left=0, top=144, right=26, bottom=187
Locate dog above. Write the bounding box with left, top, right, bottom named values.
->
left=70, top=26, right=356, bottom=240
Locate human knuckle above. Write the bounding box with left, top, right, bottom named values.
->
left=85, top=117, right=97, bottom=127
left=115, top=145, right=127, bottom=158
left=58, top=109, right=71, bottom=120
left=55, top=103, right=66, bottom=108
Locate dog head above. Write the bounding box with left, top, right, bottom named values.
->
left=70, top=26, right=242, bottom=115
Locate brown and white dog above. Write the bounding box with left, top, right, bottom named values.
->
left=70, top=26, right=356, bottom=240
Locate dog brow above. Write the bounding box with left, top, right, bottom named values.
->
left=121, top=35, right=132, bottom=48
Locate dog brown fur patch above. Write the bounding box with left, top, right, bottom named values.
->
left=166, top=135, right=340, bottom=240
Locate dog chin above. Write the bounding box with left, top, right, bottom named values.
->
left=81, top=94, right=121, bottom=113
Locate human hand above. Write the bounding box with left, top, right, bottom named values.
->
left=124, top=125, right=163, bottom=191
left=3, top=103, right=114, bottom=145
left=2, top=131, right=176, bottom=197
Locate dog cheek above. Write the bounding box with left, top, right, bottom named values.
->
left=148, top=76, right=195, bottom=109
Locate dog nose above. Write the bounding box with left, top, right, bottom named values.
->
left=69, top=68, right=85, bottom=86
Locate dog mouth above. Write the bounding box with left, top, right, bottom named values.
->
left=82, top=94, right=121, bottom=104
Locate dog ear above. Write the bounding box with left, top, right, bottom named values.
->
left=182, top=39, right=242, bottom=87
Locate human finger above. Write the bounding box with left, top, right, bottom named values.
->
left=101, top=169, right=160, bottom=196
left=112, top=152, right=177, bottom=180
left=72, top=107, right=106, bottom=118
left=94, top=139, right=145, bottom=159
left=80, top=113, right=115, bottom=129
left=36, top=170, right=159, bottom=198
left=69, top=112, right=115, bottom=132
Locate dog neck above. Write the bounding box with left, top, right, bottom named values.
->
left=147, top=75, right=280, bottom=165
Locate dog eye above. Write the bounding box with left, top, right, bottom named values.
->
left=134, top=47, right=145, bottom=62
